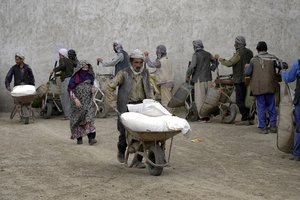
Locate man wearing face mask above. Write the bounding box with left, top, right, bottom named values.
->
left=144, top=45, right=174, bottom=112
left=216, top=36, right=253, bottom=125
left=97, top=40, right=130, bottom=76
left=105, top=49, right=153, bottom=168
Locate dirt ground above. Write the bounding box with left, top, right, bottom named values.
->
left=1, top=110, right=300, bottom=200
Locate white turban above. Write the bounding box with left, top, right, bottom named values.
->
left=129, top=49, right=144, bottom=60
left=59, top=48, right=68, bottom=58
left=15, top=52, right=25, bottom=60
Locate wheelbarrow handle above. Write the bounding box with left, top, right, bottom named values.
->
left=113, top=108, right=121, bottom=116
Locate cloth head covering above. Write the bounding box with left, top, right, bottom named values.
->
left=129, top=49, right=145, bottom=75
left=59, top=48, right=68, bottom=58
left=72, top=60, right=95, bottom=77
left=235, top=36, right=246, bottom=49
left=156, top=44, right=167, bottom=58
left=129, top=49, right=144, bottom=60
left=113, top=40, right=123, bottom=53
left=193, top=40, right=204, bottom=51
left=68, top=49, right=77, bottom=60
left=15, top=52, right=25, bottom=60
left=256, top=41, right=268, bottom=52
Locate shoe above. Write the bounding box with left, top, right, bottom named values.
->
left=199, top=117, right=211, bottom=123
left=289, top=156, right=300, bottom=161
left=117, top=151, right=125, bottom=163
left=89, top=139, right=97, bottom=145
left=77, top=138, right=83, bottom=145
left=259, top=128, right=268, bottom=134
left=132, top=161, right=146, bottom=169
left=61, top=116, right=69, bottom=120
left=235, top=120, right=251, bottom=126
left=269, top=126, right=278, bottom=133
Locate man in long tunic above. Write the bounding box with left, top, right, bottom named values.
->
left=144, top=44, right=174, bottom=112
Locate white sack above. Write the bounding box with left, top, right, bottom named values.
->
left=127, top=99, right=171, bottom=117
left=11, top=85, right=36, bottom=97
left=120, top=112, right=191, bottom=135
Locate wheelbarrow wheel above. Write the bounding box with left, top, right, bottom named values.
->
left=222, top=103, right=238, bottom=124
left=42, top=102, right=52, bottom=119
left=147, top=145, right=165, bottom=176
left=96, top=101, right=108, bottom=118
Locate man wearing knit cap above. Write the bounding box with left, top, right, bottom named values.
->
left=186, top=40, right=218, bottom=122
left=53, top=48, right=77, bottom=119
left=216, top=36, right=253, bottom=125
left=144, top=44, right=174, bottom=112
left=105, top=49, right=153, bottom=168
left=245, top=41, right=281, bottom=134
left=97, top=40, right=130, bottom=75
left=5, top=52, right=35, bottom=91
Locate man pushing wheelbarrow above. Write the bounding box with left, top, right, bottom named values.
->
left=105, top=49, right=189, bottom=176
left=5, top=52, right=36, bottom=124
left=104, top=49, right=153, bottom=168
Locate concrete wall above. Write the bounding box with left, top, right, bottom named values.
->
left=0, top=0, right=300, bottom=111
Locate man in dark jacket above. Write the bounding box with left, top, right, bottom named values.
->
left=245, top=41, right=280, bottom=134
left=97, top=41, right=130, bottom=76
left=217, top=36, right=253, bottom=125
left=5, top=52, right=35, bottom=91
left=105, top=49, right=153, bottom=168
left=186, top=40, right=218, bottom=121
left=53, top=48, right=77, bottom=119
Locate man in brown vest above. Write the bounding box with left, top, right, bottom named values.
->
left=244, top=41, right=280, bottom=134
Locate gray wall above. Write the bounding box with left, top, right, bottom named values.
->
left=1, top=0, right=300, bottom=111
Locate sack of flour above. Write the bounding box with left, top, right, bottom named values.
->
left=11, top=85, right=36, bottom=97
left=127, top=99, right=171, bottom=117
left=120, top=112, right=191, bottom=136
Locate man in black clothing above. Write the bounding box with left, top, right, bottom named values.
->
left=5, top=52, right=35, bottom=91
left=53, top=48, right=77, bottom=119
left=216, top=36, right=254, bottom=125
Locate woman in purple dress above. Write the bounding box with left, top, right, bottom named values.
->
left=68, top=60, right=97, bottom=145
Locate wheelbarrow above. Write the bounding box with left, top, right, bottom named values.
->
left=93, top=73, right=113, bottom=118
left=168, top=74, right=238, bottom=123
left=10, top=94, right=36, bottom=124
left=38, top=73, right=63, bottom=119
left=124, top=127, right=180, bottom=176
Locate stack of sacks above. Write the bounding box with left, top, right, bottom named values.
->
left=121, top=99, right=191, bottom=137
left=11, top=85, right=36, bottom=97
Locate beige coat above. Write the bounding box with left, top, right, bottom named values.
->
left=156, top=57, right=174, bottom=86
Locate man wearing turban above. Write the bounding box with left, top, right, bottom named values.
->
left=186, top=40, right=218, bottom=122
left=144, top=44, right=174, bottom=112
left=216, top=36, right=253, bottom=125
left=53, top=48, right=77, bottom=119
left=97, top=40, right=130, bottom=76
left=105, top=49, right=153, bottom=168
left=5, top=52, right=35, bottom=91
